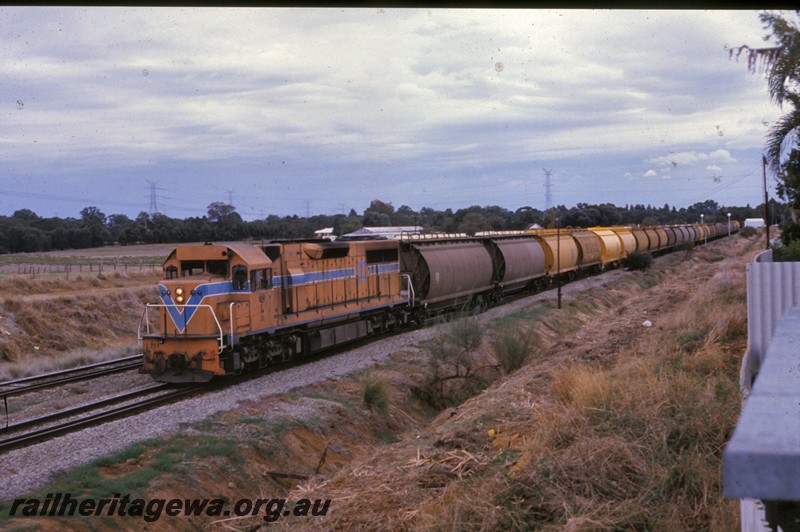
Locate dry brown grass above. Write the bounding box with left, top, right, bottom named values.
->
left=0, top=284, right=155, bottom=377
left=0, top=270, right=160, bottom=298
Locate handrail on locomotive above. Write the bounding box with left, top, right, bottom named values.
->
left=138, top=303, right=225, bottom=353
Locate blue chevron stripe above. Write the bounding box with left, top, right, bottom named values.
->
left=159, top=281, right=237, bottom=333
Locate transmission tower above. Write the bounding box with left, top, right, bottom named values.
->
left=146, top=180, right=160, bottom=214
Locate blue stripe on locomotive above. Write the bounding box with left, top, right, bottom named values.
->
left=160, top=263, right=400, bottom=332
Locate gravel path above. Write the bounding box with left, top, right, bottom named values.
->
left=0, top=268, right=627, bottom=500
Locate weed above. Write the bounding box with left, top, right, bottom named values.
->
left=491, top=325, right=539, bottom=374
left=444, top=316, right=483, bottom=352
left=675, top=331, right=705, bottom=353
left=362, top=375, right=390, bottom=416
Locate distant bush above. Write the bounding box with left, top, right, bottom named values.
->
left=622, top=251, right=653, bottom=271
left=739, top=226, right=758, bottom=238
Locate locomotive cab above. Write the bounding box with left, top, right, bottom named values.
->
left=140, top=243, right=273, bottom=382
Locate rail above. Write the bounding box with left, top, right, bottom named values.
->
left=0, top=354, right=142, bottom=389
left=0, top=359, right=142, bottom=397
left=138, top=303, right=225, bottom=354
left=0, top=384, right=203, bottom=452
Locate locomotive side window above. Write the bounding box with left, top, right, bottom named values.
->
left=232, top=265, right=248, bottom=290
left=165, top=265, right=179, bottom=279
left=250, top=268, right=272, bottom=290
left=366, top=248, right=398, bottom=263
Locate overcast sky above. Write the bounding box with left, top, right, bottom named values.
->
left=0, top=8, right=783, bottom=221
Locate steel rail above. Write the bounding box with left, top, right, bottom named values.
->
left=0, top=362, right=144, bottom=397
left=2, top=384, right=172, bottom=433
left=0, top=385, right=204, bottom=453
left=0, top=355, right=143, bottom=388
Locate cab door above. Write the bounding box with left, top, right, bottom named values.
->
left=230, top=265, right=250, bottom=337
left=249, top=267, right=275, bottom=330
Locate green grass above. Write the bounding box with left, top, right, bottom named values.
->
left=362, top=376, right=390, bottom=416
left=0, top=433, right=245, bottom=527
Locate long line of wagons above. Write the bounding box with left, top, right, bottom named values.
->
left=140, top=221, right=740, bottom=382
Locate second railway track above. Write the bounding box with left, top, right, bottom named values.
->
left=0, top=355, right=143, bottom=397
left=0, top=383, right=204, bottom=453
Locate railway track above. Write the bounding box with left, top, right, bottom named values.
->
left=0, top=355, right=143, bottom=396
left=0, top=383, right=204, bottom=453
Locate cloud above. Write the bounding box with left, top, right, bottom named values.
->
left=706, top=165, right=722, bottom=171
left=647, top=149, right=737, bottom=168
left=0, top=8, right=783, bottom=218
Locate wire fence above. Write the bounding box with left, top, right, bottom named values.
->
left=0, top=261, right=160, bottom=279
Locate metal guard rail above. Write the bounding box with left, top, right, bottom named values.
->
left=138, top=303, right=225, bottom=354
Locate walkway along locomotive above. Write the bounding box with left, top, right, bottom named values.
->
left=139, top=222, right=739, bottom=382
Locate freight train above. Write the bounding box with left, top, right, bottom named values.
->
left=139, top=222, right=739, bottom=382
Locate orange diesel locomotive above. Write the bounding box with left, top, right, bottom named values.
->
left=140, top=240, right=409, bottom=382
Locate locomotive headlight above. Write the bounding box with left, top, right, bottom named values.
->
left=175, top=288, right=184, bottom=304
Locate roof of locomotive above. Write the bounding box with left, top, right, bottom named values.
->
left=167, top=242, right=271, bottom=268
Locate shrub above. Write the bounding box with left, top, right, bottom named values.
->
left=444, top=315, right=483, bottom=352
left=414, top=317, right=490, bottom=409
left=622, top=251, right=653, bottom=271
left=491, top=325, right=539, bottom=373
left=362, top=376, right=390, bottom=416
left=739, top=226, right=758, bottom=238
left=779, top=219, right=800, bottom=245
left=772, top=239, right=800, bottom=262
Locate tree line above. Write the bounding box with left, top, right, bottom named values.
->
left=0, top=199, right=778, bottom=255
